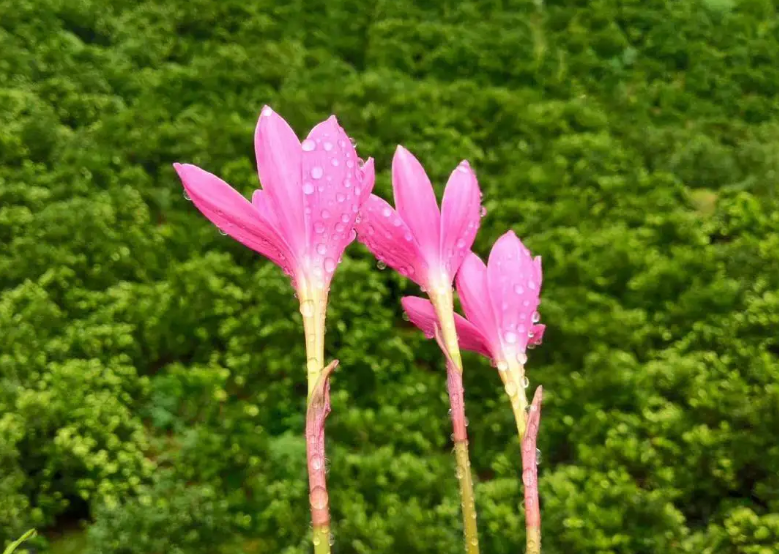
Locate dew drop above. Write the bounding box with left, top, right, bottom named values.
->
left=336, top=192, right=346, bottom=202
left=335, top=222, right=345, bottom=232
left=346, top=159, right=354, bottom=168
left=313, top=535, right=321, bottom=546
left=456, top=238, right=466, bottom=248
left=183, top=191, right=191, bottom=201
left=314, top=222, right=325, bottom=233
left=532, top=311, right=541, bottom=323
left=504, top=331, right=518, bottom=344
left=382, top=207, right=392, bottom=217
left=323, top=141, right=333, bottom=151
left=311, top=454, right=323, bottom=470
left=349, top=137, right=357, bottom=147
left=377, top=260, right=387, bottom=270
left=536, top=448, right=543, bottom=465
left=329, top=532, right=335, bottom=546
left=306, top=358, right=319, bottom=373
left=218, top=228, right=227, bottom=236
left=324, top=258, right=336, bottom=273
left=340, top=213, right=350, bottom=223
left=514, top=284, right=525, bottom=295
left=470, top=538, right=478, bottom=547
left=300, top=300, right=315, bottom=317
left=311, top=166, right=324, bottom=179
left=480, top=206, right=487, bottom=217
left=455, top=466, right=464, bottom=479
left=316, top=243, right=327, bottom=255
left=517, top=352, right=528, bottom=365
left=528, top=280, right=537, bottom=290
left=522, top=376, right=530, bottom=389
left=309, top=486, right=329, bottom=510
left=261, top=106, right=273, bottom=117
left=321, top=209, right=331, bottom=219
left=497, top=361, right=508, bottom=372
left=303, top=183, right=315, bottom=195
left=331, top=158, right=340, bottom=167
left=302, top=139, right=316, bottom=152
left=505, top=380, right=518, bottom=396
left=404, top=232, right=413, bottom=241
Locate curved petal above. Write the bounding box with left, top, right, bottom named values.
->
left=392, top=146, right=441, bottom=264
left=355, top=195, right=428, bottom=286
left=254, top=106, right=306, bottom=255
left=300, top=116, right=371, bottom=286
left=401, top=296, right=492, bottom=358
left=455, top=252, right=500, bottom=354
left=252, top=189, right=280, bottom=229
left=486, top=231, right=542, bottom=356
left=175, top=163, right=295, bottom=277
left=528, top=324, right=545, bottom=347
left=440, top=160, right=482, bottom=277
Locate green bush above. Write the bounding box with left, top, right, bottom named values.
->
left=1, top=0, right=778, bottom=552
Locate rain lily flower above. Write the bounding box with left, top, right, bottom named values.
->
left=174, top=106, right=374, bottom=554
left=356, top=146, right=482, bottom=553
left=402, top=230, right=544, bottom=435
left=402, top=230, right=545, bottom=554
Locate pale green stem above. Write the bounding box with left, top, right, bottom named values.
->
left=430, top=288, right=480, bottom=554
left=299, top=283, right=331, bottom=554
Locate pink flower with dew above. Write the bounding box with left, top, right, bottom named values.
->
left=401, top=231, right=544, bottom=369
left=355, top=146, right=482, bottom=293
left=174, top=106, right=375, bottom=293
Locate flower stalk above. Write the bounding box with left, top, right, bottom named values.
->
left=521, top=387, right=543, bottom=554
left=302, top=285, right=335, bottom=554
left=432, top=289, right=480, bottom=554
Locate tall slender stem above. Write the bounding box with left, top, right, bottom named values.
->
left=299, top=284, right=331, bottom=554
left=521, top=387, right=543, bottom=554
left=431, top=289, right=480, bottom=554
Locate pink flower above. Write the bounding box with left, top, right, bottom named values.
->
left=355, top=146, right=482, bottom=292
left=401, top=231, right=544, bottom=368
left=174, top=106, right=375, bottom=292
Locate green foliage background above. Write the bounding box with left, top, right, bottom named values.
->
left=2, top=0, right=779, bottom=552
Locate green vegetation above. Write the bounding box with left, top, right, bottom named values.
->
left=2, top=0, right=778, bottom=552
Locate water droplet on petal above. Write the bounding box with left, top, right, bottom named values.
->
left=377, top=260, right=387, bottom=270
left=528, top=280, right=537, bottom=290
left=183, top=191, right=191, bottom=201
left=340, top=213, right=350, bottom=223
left=382, top=207, right=392, bottom=217
left=306, top=357, right=319, bottom=373
left=302, top=139, right=316, bottom=152
left=336, top=193, right=346, bottom=202
left=504, top=331, right=518, bottom=344
left=316, top=243, right=327, bottom=255
left=218, top=228, right=227, bottom=236
left=346, top=160, right=354, bottom=168
left=324, top=258, right=336, bottom=273
left=331, top=158, right=340, bottom=167
left=349, top=137, right=357, bottom=147
left=505, top=380, right=518, bottom=396
left=261, top=106, right=273, bottom=117
left=522, top=376, right=530, bottom=389
left=404, top=232, right=413, bottom=241
left=497, top=361, right=508, bottom=372
left=536, top=448, right=542, bottom=465
left=321, top=209, right=331, bottom=219
left=480, top=206, right=487, bottom=217
left=456, top=238, right=466, bottom=248
left=514, top=284, right=525, bottom=295
left=303, top=183, right=315, bottom=195
left=517, top=352, right=528, bottom=365
left=311, top=167, right=324, bottom=179
left=532, top=311, right=541, bottom=323
left=323, top=141, right=333, bottom=151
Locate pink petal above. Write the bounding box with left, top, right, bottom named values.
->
left=392, top=146, right=441, bottom=266
left=486, top=231, right=542, bottom=357
left=254, top=106, right=306, bottom=255
left=455, top=252, right=501, bottom=356
left=529, top=324, right=545, bottom=347
left=300, top=116, right=372, bottom=285
left=440, top=161, right=482, bottom=277
left=252, top=190, right=280, bottom=229
left=175, top=163, right=295, bottom=276
left=401, top=296, right=492, bottom=358
left=356, top=195, right=429, bottom=286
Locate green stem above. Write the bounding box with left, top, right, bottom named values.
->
left=430, top=289, right=480, bottom=554
left=300, top=284, right=331, bottom=554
